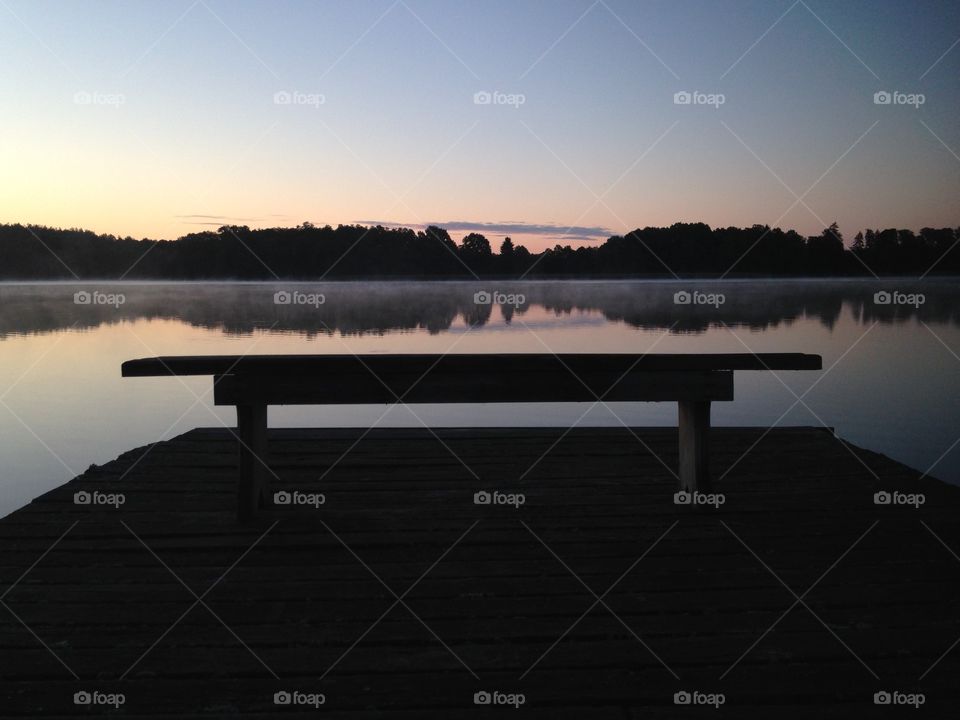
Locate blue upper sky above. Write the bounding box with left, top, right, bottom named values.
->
left=1, top=0, right=957, bottom=250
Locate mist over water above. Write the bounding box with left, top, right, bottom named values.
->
left=1, top=278, right=958, bottom=518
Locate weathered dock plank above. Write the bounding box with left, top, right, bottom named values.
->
left=1, top=427, right=958, bottom=717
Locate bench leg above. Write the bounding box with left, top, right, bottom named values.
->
left=236, top=404, right=268, bottom=521
left=678, top=400, right=711, bottom=493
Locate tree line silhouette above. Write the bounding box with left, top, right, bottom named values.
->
left=0, top=221, right=957, bottom=278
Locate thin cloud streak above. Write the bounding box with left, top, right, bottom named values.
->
left=356, top=219, right=615, bottom=243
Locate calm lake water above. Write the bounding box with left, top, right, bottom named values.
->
left=1, top=279, right=958, bottom=518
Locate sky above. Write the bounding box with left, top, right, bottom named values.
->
left=0, top=0, right=958, bottom=252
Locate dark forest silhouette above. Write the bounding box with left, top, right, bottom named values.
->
left=0, top=221, right=957, bottom=278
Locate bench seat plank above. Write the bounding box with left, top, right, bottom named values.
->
left=122, top=353, right=822, bottom=377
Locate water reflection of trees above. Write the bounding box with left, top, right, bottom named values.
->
left=0, top=280, right=957, bottom=340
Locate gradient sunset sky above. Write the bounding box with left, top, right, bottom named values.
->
left=1, top=0, right=958, bottom=251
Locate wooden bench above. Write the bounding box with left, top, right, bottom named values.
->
left=121, top=353, right=822, bottom=519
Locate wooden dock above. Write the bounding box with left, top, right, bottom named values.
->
left=2, top=427, right=959, bottom=717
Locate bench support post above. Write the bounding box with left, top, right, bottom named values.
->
left=678, top=400, right=711, bottom=493
left=236, top=404, right=268, bottom=521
